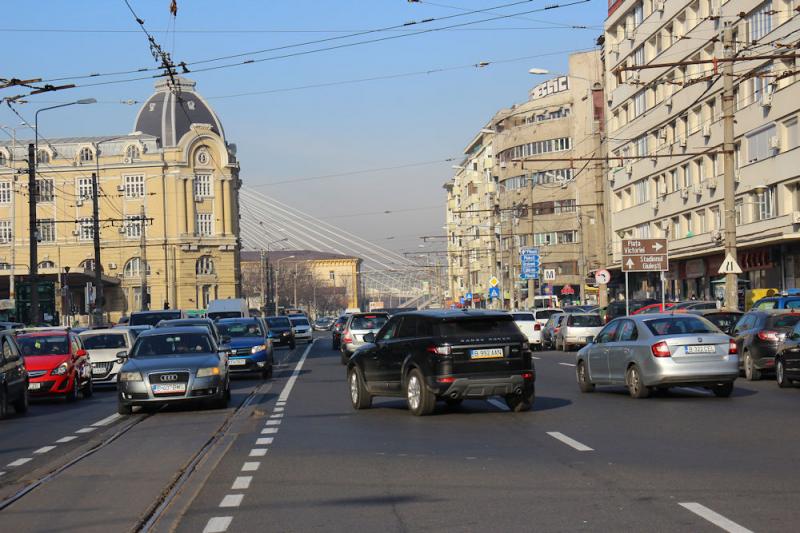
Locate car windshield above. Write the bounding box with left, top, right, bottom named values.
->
left=437, top=317, right=519, bottom=337
left=218, top=322, right=263, bottom=337
left=130, top=312, right=181, bottom=327
left=267, top=317, right=291, bottom=328
left=768, top=315, right=800, bottom=329
left=290, top=318, right=310, bottom=327
left=645, top=317, right=718, bottom=336
left=131, top=333, right=213, bottom=357
left=570, top=315, right=603, bottom=327
left=704, top=313, right=741, bottom=333
left=350, top=315, right=388, bottom=330
left=18, top=335, right=69, bottom=356
left=82, top=334, right=127, bottom=350
left=512, top=313, right=535, bottom=321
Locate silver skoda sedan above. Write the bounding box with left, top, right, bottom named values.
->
left=116, top=327, right=230, bottom=414
left=575, top=314, right=738, bottom=398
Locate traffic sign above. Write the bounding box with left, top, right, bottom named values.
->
left=718, top=253, right=743, bottom=274
left=543, top=269, right=556, bottom=281
left=488, top=286, right=500, bottom=299
left=489, top=276, right=499, bottom=287
left=622, top=238, right=668, bottom=272
left=465, top=292, right=473, bottom=301
left=594, top=269, right=611, bottom=284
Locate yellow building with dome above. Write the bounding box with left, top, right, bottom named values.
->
left=0, top=77, right=241, bottom=323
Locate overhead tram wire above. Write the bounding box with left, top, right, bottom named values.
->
left=417, top=0, right=601, bottom=30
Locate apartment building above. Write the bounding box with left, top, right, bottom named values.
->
left=605, top=0, right=800, bottom=300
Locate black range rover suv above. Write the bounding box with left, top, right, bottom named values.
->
left=347, top=310, right=535, bottom=416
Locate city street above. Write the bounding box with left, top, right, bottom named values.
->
left=1, top=333, right=798, bottom=532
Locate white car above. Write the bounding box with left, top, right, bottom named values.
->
left=79, top=328, right=135, bottom=386
left=511, top=312, right=542, bottom=350
left=289, top=316, right=313, bottom=343
left=533, top=308, right=563, bottom=327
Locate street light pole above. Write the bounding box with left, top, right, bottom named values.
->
left=722, top=23, right=739, bottom=309
left=273, top=255, right=295, bottom=315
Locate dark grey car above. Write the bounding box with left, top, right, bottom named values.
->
left=116, top=327, right=230, bottom=414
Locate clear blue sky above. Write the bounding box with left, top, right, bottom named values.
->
left=0, top=0, right=606, bottom=252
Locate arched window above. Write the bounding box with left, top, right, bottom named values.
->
left=125, top=145, right=140, bottom=161
left=196, top=256, right=215, bottom=275
left=123, top=257, right=150, bottom=278
left=37, top=260, right=56, bottom=269
left=79, top=259, right=102, bottom=272
left=36, top=150, right=50, bottom=164
left=79, top=147, right=94, bottom=163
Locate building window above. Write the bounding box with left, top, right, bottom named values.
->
left=752, top=64, right=773, bottom=104
left=632, top=91, right=646, bottom=118
left=124, top=175, right=145, bottom=199
left=0, top=220, right=12, bottom=243
left=200, top=285, right=214, bottom=308
left=755, top=185, right=777, bottom=221
left=635, top=223, right=650, bottom=238
left=634, top=135, right=648, bottom=156
left=783, top=118, right=799, bottom=150
left=557, top=230, right=577, bottom=244
left=78, top=218, right=93, bottom=240
left=77, top=177, right=94, bottom=200
left=329, top=270, right=335, bottom=280
left=554, top=199, right=576, bottom=214
left=36, top=150, right=49, bottom=164
left=710, top=206, right=721, bottom=230
left=735, top=198, right=744, bottom=225
left=38, top=260, right=55, bottom=269
left=0, top=263, right=11, bottom=270
left=123, top=257, right=149, bottom=278
left=125, top=145, right=140, bottom=161
left=748, top=1, right=773, bottom=42
left=671, top=216, right=680, bottom=239
left=196, top=213, right=213, bottom=236
left=747, top=124, right=777, bottom=163
left=696, top=210, right=707, bottom=234
left=36, top=178, right=54, bottom=202
left=194, top=174, right=212, bottom=198
left=124, top=215, right=142, bottom=239
left=79, top=147, right=94, bottom=163
left=196, top=256, right=215, bottom=275
left=682, top=164, right=692, bottom=188
left=80, top=259, right=97, bottom=272
left=634, top=180, right=649, bottom=205
left=0, top=181, right=11, bottom=204
left=36, top=219, right=56, bottom=243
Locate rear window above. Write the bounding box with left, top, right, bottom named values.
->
left=132, top=333, right=213, bottom=357
left=644, top=316, right=718, bottom=336
left=130, top=311, right=181, bottom=327
left=786, top=299, right=800, bottom=309
left=768, top=314, right=800, bottom=329
left=437, top=317, right=520, bottom=337
left=81, top=334, right=127, bottom=350
left=569, top=315, right=603, bottom=327
left=534, top=309, right=560, bottom=320
left=266, top=317, right=291, bottom=327
left=218, top=321, right=263, bottom=337
left=704, top=313, right=741, bottom=332
left=18, top=335, right=69, bottom=356
left=350, top=315, right=388, bottom=330
left=512, top=313, right=535, bottom=321
left=754, top=299, right=777, bottom=310
left=290, top=318, right=310, bottom=327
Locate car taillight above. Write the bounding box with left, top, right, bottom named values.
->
left=729, top=340, right=737, bottom=354
left=426, top=345, right=452, bottom=356
left=757, top=330, right=780, bottom=342
left=437, top=376, right=455, bottom=383
left=651, top=341, right=671, bottom=357
left=534, top=323, right=541, bottom=331
left=343, top=330, right=352, bottom=343
left=521, top=371, right=533, bottom=380
left=554, top=327, right=561, bottom=334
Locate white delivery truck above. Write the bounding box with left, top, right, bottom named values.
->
left=207, top=298, right=249, bottom=321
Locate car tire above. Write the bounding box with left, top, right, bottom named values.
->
left=117, top=402, right=133, bottom=415
left=340, top=351, right=349, bottom=365
left=82, top=377, right=94, bottom=398
left=505, top=387, right=535, bottom=412
left=712, top=382, right=734, bottom=397
left=13, top=388, right=29, bottom=414
left=66, top=377, right=80, bottom=403
left=0, top=388, right=8, bottom=419
left=406, top=368, right=434, bottom=416
left=576, top=361, right=595, bottom=393
left=776, top=358, right=791, bottom=388
left=744, top=352, right=761, bottom=381
left=348, top=367, right=371, bottom=410
left=262, top=366, right=273, bottom=380
left=626, top=365, right=650, bottom=399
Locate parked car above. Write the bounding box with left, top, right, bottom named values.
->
left=340, top=312, right=390, bottom=363
left=672, top=301, right=719, bottom=311
left=347, top=310, right=535, bottom=415
left=116, top=327, right=230, bottom=414
left=17, top=330, right=93, bottom=401
left=531, top=295, right=559, bottom=309
left=207, top=298, right=249, bottom=320
left=687, top=309, right=743, bottom=336
left=129, top=310, right=182, bottom=327
left=0, top=331, right=28, bottom=418
left=562, top=305, right=599, bottom=314
left=750, top=295, right=800, bottom=311
left=313, top=317, right=334, bottom=331
left=331, top=315, right=348, bottom=350
left=576, top=314, right=738, bottom=398
left=732, top=310, right=800, bottom=380
left=511, top=312, right=542, bottom=350
left=775, top=320, right=800, bottom=387
left=155, top=318, right=223, bottom=346
left=216, top=318, right=274, bottom=379
left=554, top=313, right=605, bottom=351
left=289, top=316, right=313, bottom=343
left=532, top=308, right=562, bottom=326
left=79, top=328, right=135, bottom=387
left=604, top=299, right=658, bottom=323
left=264, top=316, right=296, bottom=349
left=542, top=313, right=566, bottom=350
left=633, top=302, right=678, bottom=315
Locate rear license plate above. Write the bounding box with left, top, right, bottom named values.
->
left=152, top=383, right=186, bottom=395
left=28, top=382, right=41, bottom=390
left=229, top=358, right=247, bottom=366
left=470, top=348, right=504, bottom=359
left=686, top=345, right=716, bottom=354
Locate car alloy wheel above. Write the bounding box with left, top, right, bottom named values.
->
left=349, top=371, right=360, bottom=405
left=407, top=374, right=421, bottom=411
left=744, top=353, right=761, bottom=381
left=577, top=361, right=594, bottom=393
left=777, top=358, right=790, bottom=388
left=626, top=365, right=650, bottom=399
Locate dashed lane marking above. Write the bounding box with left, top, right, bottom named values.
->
left=487, top=399, right=510, bottom=411
left=679, top=503, right=754, bottom=533
left=92, top=413, right=121, bottom=427
left=547, top=432, right=594, bottom=452
left=33, top=446, right=56, bottom=455
left=559, top=362, right=576, bottom=367
left=261, top=427, right=278, bottom=434
left=7, top=458, right=32, bottom=467
left=76, top=427, right=97, bottom=434
left=231, top=476, right=252, bottom=490
left=55, top=436, right=77, bottom=443
left=219, top=494, right=244, bottom=508
left=265, top=420, right=281, bottom=426
left=273, top=407, right=284, bottom=412
left=255, top=437, right=273, bottom=446
left=248, top=448, right=268, bottom=457
left=202, top=516, right=232, bottom=533
left=241, top=462, right=260, bottom=472
left=269, top=413, right=283, bottom=418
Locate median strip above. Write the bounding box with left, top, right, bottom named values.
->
left=679, top=503, right=754, bottom=533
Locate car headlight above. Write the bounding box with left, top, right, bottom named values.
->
left=51, top=362, right=69, bottom=376
left=197, top=367, right=221, bottom=378
left=281, top=332, right=289, bottom=337
left=119, top=371, right=142, bottom=382
left=251, top=344, right=267, bottom=354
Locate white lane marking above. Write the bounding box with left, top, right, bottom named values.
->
left=92, top=413, right=121, bottom=427
left=55, top=436, right=77, bottom=443
left=559, top=362, right=576, bottom=367
left=532, top=356, right=541, bottom=360
left=203, top=516, right=233, bottom=533
left=679, top=503, right=754, bottom=533
left=34, top=446, right=56, bottom=455
left=261, top=427, right=278, bottom=435
left=241, top=462, right=260, bottom=472
left=0, top=471, right=6, bottom=477
left=231, top=476, right=252, bottom=490
left=273, top=407, right=284, bottom=412
left=487, top=398, right=510, bottom=411
left=249, top=448, right=268, bottom=457
left=7, top=458, right=32, bottom=467
left=269, top=413, right=283, bottom=418
left=76, top=427, right=96, bottom=434
left=255, top=437, right=273, bottom=446
left=278, top=340, right=314, bottom=402
left=265, top=419, right=281, bottom=426
left=547, top=432, right=594, bottom=452
left=219, top=494, right=244, bottom=508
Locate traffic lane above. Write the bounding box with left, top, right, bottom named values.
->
left=532, top=349, right=800, bottom=531
left=0, top=375, right=268, bottom=533
left=180, top=341, right=702, bottom=532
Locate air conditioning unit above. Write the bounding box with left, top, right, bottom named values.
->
left=680, top=188, right=690, bottom=199
left=678, top=137, right=687, bottom=148
left=710, top=230, right=724, bottom=243
left=693, top=183, right=703, bottom=195
left=500, top=161, right=507, bottom=169
left=630, top=70, right=640, bottom=82
left=665, top=96, right=673, bottom=108
left=769, top=136, right=781, bottom=151
left=792, top=211, right=800, bottom=224
left=705, top=177, right=718, bottom=190
left=658, top=128, right=667, bottom=140
left=194, top=195, right=204, bottom=203
left=76, top=199, right=83, bottom=207
left=761, top=92, right=773, bottom=107
left=702, top=124, right=712, bottom=138
left=108, top=262, right=117, bottom=270
left=655, top=0, right=665, bottom=12
left=117, top=185, right=125, bottom=192
left=625, top=163, right=633, bottom=176
left=734, top=170, right=741, bottom=183
left=71, top=229, right=80, bottom=236
left=118, top=227, right=126, bottom=234
left=626, top=20, right=635, bottom=40
left=610, top=44, right=619, bottom=55
left=651, top=198, right=660, bottom=210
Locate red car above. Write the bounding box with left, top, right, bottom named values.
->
left=631, top=302, right=678, bottom=315
left=16, top=330, right=93, bottom=401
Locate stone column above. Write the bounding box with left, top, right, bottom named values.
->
left=186, top=176, right=195, bottom=235
left=223, top=179, right=233, bottom=237
left=177, top=177, right=187, bottom=236
left=214, top=177, right=225, bottom=235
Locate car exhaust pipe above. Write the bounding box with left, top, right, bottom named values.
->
left=514, top=387, right=523, bottom=395
left=450, top=392, right=459, bottom=399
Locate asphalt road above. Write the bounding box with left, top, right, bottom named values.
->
left=2, top=335, right=799, bottom=532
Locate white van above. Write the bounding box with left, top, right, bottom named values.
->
left=532, top=295, right=559, bottom=309
left=207, top=299, right=249, bottom=321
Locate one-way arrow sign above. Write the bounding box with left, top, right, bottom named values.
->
left=718, top=253, right=743, bottom=274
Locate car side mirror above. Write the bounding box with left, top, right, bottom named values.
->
left=116, top=350, right=128, bottom=364
left=363, top=332, right=376, bottom=344
left=221, top=335, right=231, bottom=344
left=585, top=336, right=594, bottom=345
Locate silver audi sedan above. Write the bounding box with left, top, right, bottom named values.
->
left=116, top=327, right=230, bottom=414
left=575, top=314, right=738, bottom=398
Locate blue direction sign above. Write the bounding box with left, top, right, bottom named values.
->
left=459, top=297, right=465, bottom=305
left=488, top=286, right=500, bottom=299
left=520, top=246, right=541, bottom=280
left=465, top=292, right=473, bottom=301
